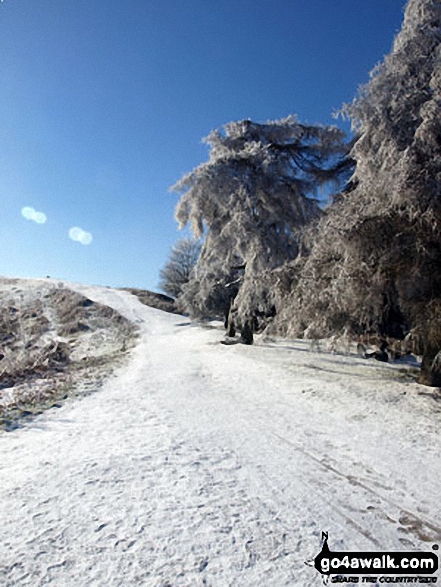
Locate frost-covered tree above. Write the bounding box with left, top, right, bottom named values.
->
left=345, top=0, right=441, bottom=219
left=343, top=0, right=441, bottom=349
left=272, top=0, right=441, bottom=384
left=172, top=116, right=350, bottom=323
left=159, top=238, right=201, bottom=298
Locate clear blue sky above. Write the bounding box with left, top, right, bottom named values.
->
left=0, top=0, right=406, bottom=291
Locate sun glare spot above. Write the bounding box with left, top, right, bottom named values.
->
left=21, top=206, right=47, bottom=224
left=69, top=226, right=93, bottom=245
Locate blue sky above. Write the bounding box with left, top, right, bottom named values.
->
left=0, top=0, right=406, bottom=291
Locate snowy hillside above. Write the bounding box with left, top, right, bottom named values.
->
left=0, top=278, right=137, bottom=426
left=0, top=280, right=440, bottom=586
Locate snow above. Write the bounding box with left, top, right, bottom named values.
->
left=1, top=280, right=440, bottom=586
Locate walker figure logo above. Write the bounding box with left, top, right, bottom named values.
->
left=313, top=533, right=438, bottom=577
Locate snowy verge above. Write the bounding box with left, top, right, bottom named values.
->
left=0, top=277, right=138, bottom=428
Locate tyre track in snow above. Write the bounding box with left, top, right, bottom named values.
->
left=269, top=431, right=441, bottom=544
left=196, top=363, right=441, bottom=548
left=168, top=362, right=440, bottom=552
left=232, top=366, right=441, bottom=549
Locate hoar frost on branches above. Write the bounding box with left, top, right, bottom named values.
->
left=271, top=0, right=441, bottom=385
left=172, top=116, right=351, bottom=330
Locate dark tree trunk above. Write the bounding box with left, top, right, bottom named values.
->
left=419, top=345, right=441, bottom=387
left=240, top=322, right=254, bottom=345
left=225, top=303, right=237, bottom=338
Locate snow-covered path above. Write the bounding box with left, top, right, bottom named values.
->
left=1, top=284, right=440, bottom=586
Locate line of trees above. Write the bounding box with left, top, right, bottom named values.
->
left=161, top=0, right=441, bottom=385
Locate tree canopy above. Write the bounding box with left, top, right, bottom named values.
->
left=172, top=116, right=351, bottom=319
left=270, top=0, right=441, bottom=366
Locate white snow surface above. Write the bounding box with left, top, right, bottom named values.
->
left=1, top=281, right=440, bottom=586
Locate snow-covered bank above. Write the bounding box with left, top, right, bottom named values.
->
left=0, top=278, right=137, bottom=427
left=1, top=281, right=440, bottom=586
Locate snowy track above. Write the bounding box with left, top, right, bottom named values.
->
left=1, top=283, right=440, bottom=586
